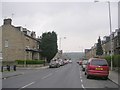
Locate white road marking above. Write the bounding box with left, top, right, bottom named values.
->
left=81, top=84, right=84, bottom=88
left=21, top=82, right=35, bottom=88
left=80, top=72, right=82, bottom=77
left=42, top=73, right=53, bottom=79
left=81, top=79, right=83, bottom=82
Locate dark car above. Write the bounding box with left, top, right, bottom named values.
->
left=77, top=60, right=82, bottom=65
left=85, top=58, right=109, bottom=80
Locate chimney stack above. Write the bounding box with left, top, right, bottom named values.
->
left=4, top=18, right=12, bottom=25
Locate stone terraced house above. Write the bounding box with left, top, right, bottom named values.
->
left=1, top=18, right=41, bottom=62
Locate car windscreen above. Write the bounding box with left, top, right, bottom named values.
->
left=82, top=60, right=88, bottom=65
left=91, top=60, right=108, bottom=66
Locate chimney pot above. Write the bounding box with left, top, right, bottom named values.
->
left=4, top=18, right=12, bottom=25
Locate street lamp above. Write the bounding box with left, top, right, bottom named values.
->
left=59, top=37, right=66, bottom=50
left=94, top=1, right=113, bottom=70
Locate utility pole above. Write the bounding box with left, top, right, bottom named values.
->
left=108, top=1, right=113, bottom=71
left=94, top=0, right=113, bottom=70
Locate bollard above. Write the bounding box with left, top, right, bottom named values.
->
left=1, top=66, right=3, bottom=72
left=7, top=65, right=10, bottom=71
left=13, top=65, right=16, bottom=71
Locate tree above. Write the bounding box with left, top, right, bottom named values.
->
left=40, top=31, right=58, bottom=62
left=96, top=36, right=103, bottom=56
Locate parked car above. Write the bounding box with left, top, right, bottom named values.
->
left=81, top=60, right=88, bottom=71
left=68, top=60, right=72, bottom=63
left=63, top=59, right=69, bottom=65
left=58, top=59, right=64, bottom=66
left=49, top=59, right=60, bottom=68
left=85, top=58, right=109, bottom=80
left=78, top=60, right=82, bottom=65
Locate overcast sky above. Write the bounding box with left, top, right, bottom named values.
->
left=0, top=0, right=119, bottom=52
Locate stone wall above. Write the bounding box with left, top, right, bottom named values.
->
left=2, top=24, right=26, bottom=61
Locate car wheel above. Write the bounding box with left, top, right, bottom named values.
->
left=87, top=74, right=90, bottom=79
left=57, top=65, right=59, bottom=68
left=104, top=76, right=108, bottom=80
left=82, top=68, right=84, bottom=71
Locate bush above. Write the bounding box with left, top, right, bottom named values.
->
left=104, top=55, right=120, bottom=67
left=104, top=56, right=111, bottom=66
left=16, top=60, right=45, bottom=65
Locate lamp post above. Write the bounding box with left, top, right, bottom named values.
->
left=108, top=1, right=113, bottom=71
left=94, top=0, right=113, bottom=70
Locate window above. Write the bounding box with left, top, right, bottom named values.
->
left=91, top=60, right=108, bottom=66
left=5, top=40, right=8, bottom=47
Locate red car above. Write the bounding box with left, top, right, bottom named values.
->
left=77, top=60, right=82, bottom=65
left=85, top=58, right=109, bottom=80
left=79, top=60, right=82, bottom=65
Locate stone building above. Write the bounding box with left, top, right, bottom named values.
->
left=85, top=28, right=120, bottom=59
left=102, top=36, right=111, bottom=56
left=84, top=49, right=91, bottom=59
left=84, top=43, right=97, bottom=59
left=0, top=27, right=2, bottom=55
left=1, top=18, right=41, bottom=62
left=113, top=29, right=120, bottom=54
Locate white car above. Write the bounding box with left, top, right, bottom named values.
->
left=69, top=60, right=72, bottom=63
left=49, top=59, right=60, bottom=68
left=58, top=59, right=64, bottom=66
left=81, top=60, right=88, bottom=71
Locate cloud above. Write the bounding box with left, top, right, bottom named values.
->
left=1, top=2, right=118, bottom=52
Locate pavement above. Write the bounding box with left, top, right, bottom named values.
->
left=109, top=69, right=120, bottom=86
left=2, top=66, right=49, bottom=79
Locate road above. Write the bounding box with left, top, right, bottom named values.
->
left=2, top=60, right=119, bottom=89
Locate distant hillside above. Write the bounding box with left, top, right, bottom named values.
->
left=63, top=52, right=85, bottom=60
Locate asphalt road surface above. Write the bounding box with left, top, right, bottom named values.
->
left=2, top=60, right=119, bottom=89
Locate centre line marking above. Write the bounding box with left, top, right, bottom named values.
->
left=42, top=73, right=52, bottom=79
left=21, top=82, right=35, bottom=88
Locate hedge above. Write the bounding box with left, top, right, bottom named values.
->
left=104, top=55, right=120, bottom=67
left=16, top=60, right=45, bottom=65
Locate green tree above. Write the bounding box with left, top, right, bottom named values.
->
left=96, top=36, right=103, bottom=56
left=40, top=31, right=58, bottom=62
